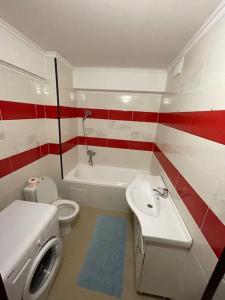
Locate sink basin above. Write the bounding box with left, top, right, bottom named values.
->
left=130, top=181, right=161, bottom=217
left=126, top=174, right=192, bottom=249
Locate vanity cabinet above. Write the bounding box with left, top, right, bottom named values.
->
left=134, top=215, right=188, bottom=299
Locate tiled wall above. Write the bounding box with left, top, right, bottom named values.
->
left=0, top=56, right=162, bottom=210
left=0, top=57, right=63, bottom=209
left=57, top=60, right=77, bottom=176
left=59, top=90, right=161, bottom=175
left=74, top=91, right=161, bottom=170
left=152, top=16, right=225, bottom=299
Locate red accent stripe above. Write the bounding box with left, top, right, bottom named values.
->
left=0, top=137, right=152, bottom=178
left=154, top=144, right=225, bottom=258
left=176, top=173, right=208, bottom=228
left=107, top=139, right=130, bottom=149
left=190, top=110, right=225, bottom=145
left=60, top=106, right=77, bottom=118
left=0, top=100, right=37, bottom=120
left=154, top=145, right=179, bottom=186
left=133, top=111, right=158, bottom=122
left=79, top=136, right=108, bottom=147
left=77, top=108, right=108, bottom=119
left=61, top=137, right=78, bottom=153
left=49, top=138, right=153, bottom=152
left=10, top=147, right=41, bottom=171
left=130, top=140, right=153, bottom=151
left=78, top=136, right=153, bottom=151
left=77, top=108, right=158, bottom=122
left=36, top=105, right=46, bottom=118
left=202, top=209, right=225, bottom=258
left=0, top=157, right=12, bottom=177
left=159, top=110, right=225, bottom=145
left=45, top=105, right=58, bottom=119
left=108, top=110, right=132, bottom=121
left=0, top=100, right=158, bottom=122
left=159, top=112, right=193, bottom=132
left=2, top=100, right=225, bottom=146
left=48, top=143, right=61, bottom=155
left=40, top=143, right=49, bottom=157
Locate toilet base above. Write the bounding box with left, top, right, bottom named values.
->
left=59, top=222, right=72, bottom=236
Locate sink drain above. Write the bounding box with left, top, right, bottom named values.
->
left=147, top=204, right=153, bottom=208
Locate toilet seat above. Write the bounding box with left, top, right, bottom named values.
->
left=53, top=200, right=79, bottom=223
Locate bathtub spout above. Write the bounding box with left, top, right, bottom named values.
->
left=87, top=149, right=96, bottom=166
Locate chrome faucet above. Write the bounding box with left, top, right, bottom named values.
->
left=153, top=187, right=169, bottom=198
left=87, top=149, right=96, bottom=166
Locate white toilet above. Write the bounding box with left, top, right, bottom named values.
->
left=24, top=176, right=79, bottom=236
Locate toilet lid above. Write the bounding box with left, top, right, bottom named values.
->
left=36, top=176, right=58, bottom=204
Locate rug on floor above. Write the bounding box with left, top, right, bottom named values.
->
left=77, top=215, right=127, bottom=298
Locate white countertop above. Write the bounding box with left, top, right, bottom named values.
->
left=126, top=174, right=192, bottom=249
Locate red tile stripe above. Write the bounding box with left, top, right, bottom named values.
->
left=0, top=136, right=153, bottom=178
left=0, top=137, right=152, bottom=178
left=159, top=110, right=225, bottom=145
left=154, top=144, right=225, bottom=258
left=78, top=136, right=154, bottom=151
left=0, top=100, right=37, bottom=120
left=2, top=100, right=225, bottom=147
left=0, top=144, right=49, bottom=178
left=76, top=108, right=158, bottom=122
left=0, top=100, right=158, bottom=122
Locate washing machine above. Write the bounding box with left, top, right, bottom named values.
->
left=0, top=200, right=63, bottom=300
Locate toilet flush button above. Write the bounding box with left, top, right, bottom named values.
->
left=36, top=238, right=43, bottom=248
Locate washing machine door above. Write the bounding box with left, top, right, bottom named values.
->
left=23, top=237, right=62, bottom=300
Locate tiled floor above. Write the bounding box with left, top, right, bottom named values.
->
left=47, top=206, right=158, bottom=300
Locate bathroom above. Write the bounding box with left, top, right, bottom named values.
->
left=0, top=0, right=225, bottom=299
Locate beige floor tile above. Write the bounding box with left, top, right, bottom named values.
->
left=47, top=207, right=156, bottom=300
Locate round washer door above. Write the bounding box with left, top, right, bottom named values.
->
left=23, top=237, right=63, bottom=300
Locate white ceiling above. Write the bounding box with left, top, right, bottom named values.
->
left=0, top=0, right=222, bottom=68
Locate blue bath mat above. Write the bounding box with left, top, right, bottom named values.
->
left=77, top=215, right=127, bottom=298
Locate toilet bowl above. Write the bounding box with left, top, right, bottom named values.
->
left=25, top=176, right=79, bottom=236
left=53, top=200, right=79, bottom=235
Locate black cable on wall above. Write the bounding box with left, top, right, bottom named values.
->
left=54, top=58, right=64, bottom=179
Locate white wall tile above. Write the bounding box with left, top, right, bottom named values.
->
left=78, top=118, right=156, bottom=142
left=77, top=145, right=152, bottom=170
left=60, top=118, right=77, bottom=143
left=44, top=119, right=60, bottom=144
left=1, top=119, right=46, bottom=157
left=57, top=59, right=76, bottom=107
left=62, top=147, right=78, bottom=176
left=77, top=90, right=161, bottom=112
left=0, top=59, right=56, bottom=106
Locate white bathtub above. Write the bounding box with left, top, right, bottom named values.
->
left=63, top=164, right=150, bottom=212
left=65, top=163, right=150, bottom=187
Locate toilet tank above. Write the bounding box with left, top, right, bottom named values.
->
left=24, top=185, right=37, bottom=202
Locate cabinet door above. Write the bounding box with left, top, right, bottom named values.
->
left=133, top=215, right=139, bottom=252
left=135, top=223, right=145, bottom=289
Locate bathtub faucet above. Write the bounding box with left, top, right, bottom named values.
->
left=87, top=149, right=96, bottom=166
left=153, top=187, right=168, bottom=198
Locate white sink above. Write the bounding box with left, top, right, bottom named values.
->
left=126, top=174, right=192, bottom=249
left=131, top=181, right=161, bottom=217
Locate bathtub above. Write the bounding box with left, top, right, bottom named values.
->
left=63, top=164, right=150, bottom=212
